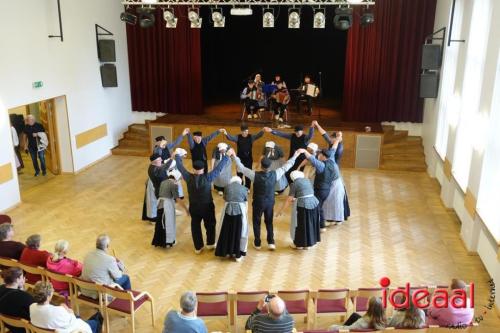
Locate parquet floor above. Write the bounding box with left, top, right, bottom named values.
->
left=8, top=155, right=500, bottom=332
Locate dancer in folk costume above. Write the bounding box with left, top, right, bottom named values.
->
left=142, top=154, right=173, bottom=222
left=215, top=176, right=249, bottom=262
left=261, top=141, right=288, bottom=194
left=152, top=169, right=189, bottom=248
left=276, top=168, right=321, bottom=249
left=211, top=143, right=233, bottom=196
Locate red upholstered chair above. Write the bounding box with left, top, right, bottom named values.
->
left=43, top=270, right=76, bottom=309
left=277, top=290, right=310, bottom=327
left=351, top=288, right=383, bottom=314
left=196, top=291, right=231, bottom=329
left=312, top=289, right=350, bottom=327
left=0, top=314, right=29, bottom=333
left=103, top=285, right=155, bottom=333
left=0, top=215, right=11, bottom=225
left=234, top=291, right=269, bottom=331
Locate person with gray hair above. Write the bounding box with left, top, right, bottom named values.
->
left=245, top=295, right=294, bottom=332
left=81, top=234, right=131, bottom=299
left=19, top=234, right=51, bottom=284
left=0, top=223, right=25, bottom=260
left=162, top=291, right=207, bottom=333
left=23, top=114, right=47, bottom=176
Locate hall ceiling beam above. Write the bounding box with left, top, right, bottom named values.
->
left=121, top=0, right=375, bottom=6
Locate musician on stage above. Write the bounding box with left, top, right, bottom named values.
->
left=240, top=80, right=260, bottom=119
left=187, top=129, right=224, bottom=174
left=296, top=75, right=319, bottom=115
left=271, top=81, right=290, bottom=122
left=272, top=74, right=287, bottom=88
left=224, top=125, right=264, bottom=191
left=254, top=73, right=266, bottom=110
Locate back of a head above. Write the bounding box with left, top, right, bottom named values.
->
left=365, top=297, right=386, bottom=329
left=96, top=234, right=110, bottom=250
left=268, top=296, right=286, bottom=318
left=180, top=291, right=197, bottom=314
left=0, top=267, right=23, bottom=285
left=0, top=223, right=12, bottom=241
left=451, top=278, right=466, bottom=291
left=402, top=300, right=424, bottom=328
left=53, top=239, right=69, bottom=261
left=26, top=234, right=41, bottom=249
left=33, top=281, right=54, bottom=304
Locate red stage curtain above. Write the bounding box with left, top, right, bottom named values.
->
left=342, top=0, right=437, bottom=122
left=126, top=8, right=202, bottom=114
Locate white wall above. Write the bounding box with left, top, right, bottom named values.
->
left=0, top=0, right=133, bottom=210
left=422, top=0, right=500, bottom=309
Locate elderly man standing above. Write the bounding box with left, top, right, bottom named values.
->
left=23, top=115, right=47, bottom=176
left=245, top=295, right=294, bottom=333
left=162, top=291, right=207, bottom=333
left=81, top=234, right=130, bottom=298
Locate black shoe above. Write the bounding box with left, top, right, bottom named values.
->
left=34, top=172, right=40, bottom=177
left=42, top=171, right=47, bottom=176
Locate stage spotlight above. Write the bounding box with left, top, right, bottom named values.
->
left=163, top=8, right=177, bottom=28
left=211, top=8, right=225, bottom=28
left=347, top=0, right=365, bottom=4
left=262, top=8, right=274, bottom=28
left=142, top=0, right=158, bottom=3
left=288, top=8, right=300, bottom=29
left=360, top=11, right=375, bottom=26
left=188, top=8, right=202, bottom=28
left=313, top=9, right=326, bottom=29
left=230, top=7, right=253, bottom=16
left=120, top=11, right=137, bottom=25
left=334, top=7, right=353, bottom=31
left=137, top=7, right=155, bottom=28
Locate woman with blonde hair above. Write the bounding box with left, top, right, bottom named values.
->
left=329, top=297, right=387, bottom=331
left=388, top=295, right=426, bottom=328
left=46, top=240, right=83, bottom=293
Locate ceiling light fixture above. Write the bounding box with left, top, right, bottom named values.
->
left=163, top=7, right=177, bottom=28
left=334, top=7, right=353, bottom=31
left=211, top=8, right=225, bottom=27
left=313, top=8, right=326, bottom=29
left=262, top=8, right=274, bottom=28
left=188, top=7, right=202, bottom=28
left=288, top=8, right=301, bottom=29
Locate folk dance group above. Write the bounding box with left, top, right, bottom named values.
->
left=142, top=121, right=350, bottom=262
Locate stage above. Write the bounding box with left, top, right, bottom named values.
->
left=149, top=104, right=384, bottom=169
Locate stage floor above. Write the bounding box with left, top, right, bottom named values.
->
left=153, top=103, right=383, bottom=133
left=8, top=155, right=499, bottom=332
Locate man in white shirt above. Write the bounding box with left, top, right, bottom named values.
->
left=81, top=234, right=131, bottom=298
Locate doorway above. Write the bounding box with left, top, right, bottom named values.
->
left=8, top=97, right=71, bottom=192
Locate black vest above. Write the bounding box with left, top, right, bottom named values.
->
left=191, top=142, right=206, bottom=161
left=237, top=135, right=253, bottom=160
left=313, top=159, right=338, bottom=190
left=289, top=134, right=307, bottom=158
left=253, top=171, right=277, bottom=202
left=186, top=174, right=212, bottom=204
left=161, top=146, right=171, bottom=160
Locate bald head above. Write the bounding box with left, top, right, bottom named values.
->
left=268, top=296, right=286, bottom=318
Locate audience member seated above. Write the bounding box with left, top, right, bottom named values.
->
left=30, top=281, right=103, bottom=333
left=81, top=234, right=131, bottom=299
left=427, top=279, right=474, bottom=327
left=245, top=295, right=294, bottom=333
left=46, top=240, right=83, bottom=294
left=329, top=297, right=386, bottom=331
left=388, top=296, right=426, bottom=328
left=162, top=291, right=207, bottom=333
left=0, top=223, right=25, bottom=260
left=19, top=234, right=51, bottom=284
left=0, top=268, right=34, bottom=333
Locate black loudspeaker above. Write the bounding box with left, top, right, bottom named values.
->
left=100, top=64, right=118, bottom=87
left=420, top=72, right=439, bottom=98
left=98, top=40, right=116, bottom=62
left=421, top=44, right=441, bottom=70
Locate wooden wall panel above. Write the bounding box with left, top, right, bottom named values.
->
left=0, top=163, right=13, bottom=185
left=75, top=124, right=108, bottom=149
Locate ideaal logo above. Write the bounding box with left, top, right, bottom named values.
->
left=379, top=277, right=474, bottom=310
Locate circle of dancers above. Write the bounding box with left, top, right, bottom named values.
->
left=142, top=121, right=350, bottom=262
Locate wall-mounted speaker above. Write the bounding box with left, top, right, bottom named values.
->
left=420, top=72, right=439, bottom=98
left=100, top=64, right=117, bottom=87
left=421, top=44, right=441, bottom=70
left=98, top=39, right=116, bottom=62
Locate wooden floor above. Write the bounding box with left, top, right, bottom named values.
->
left=8, top=156, right=500, bottom=332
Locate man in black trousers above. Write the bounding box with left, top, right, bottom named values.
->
left=174, top=148, right=231, bottom=254
left=224, top=124, right=264, bottom=191
left=233, top=149, right=302, bottom=250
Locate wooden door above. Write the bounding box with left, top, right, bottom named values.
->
left=38, top=99, right=60, bottom=175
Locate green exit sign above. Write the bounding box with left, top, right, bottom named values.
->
left=32, top=81, right=43, bottom=89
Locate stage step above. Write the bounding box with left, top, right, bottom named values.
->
left=112, top=123, right=150, bottom=157
left=380, top=129, right=426, bottom=172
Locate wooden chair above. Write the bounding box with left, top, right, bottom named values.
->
left=26, top=323, right=56, bottom=333
left=43, top=270, right=76, bottom=308
left=234, top=290, right=269, bottom=331
left=277, top=290, right=311, bottom=327
left=72, top=277, right=105, bottom=317
left=16, top=263, right=46, bottom=290
left=351, top=288, right=384, bottom=315
left=312, top=289, right=350, bottom=327
left=0, top=314, right=29, bottom=333
left=0, top=215, right=11, bottom=225
left=196, top=291, right=231, bottom=329
left=0, top=257, right=19, bottom=270
left=103, top=284, right=155, bottom=333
